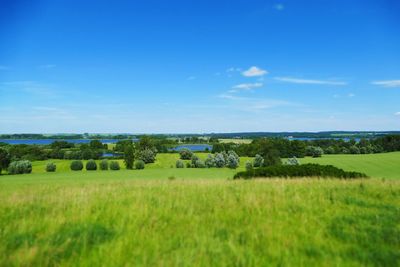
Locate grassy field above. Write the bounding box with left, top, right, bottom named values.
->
left=0, top=175, right=399, bottom=266
left=1, top=152, right=399, bottom=266
left=218, top=138, right=253, bottom=144
left=300, top=152, right=400, bottom=179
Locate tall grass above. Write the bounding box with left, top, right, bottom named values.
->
left=0, top=176, right=399, bottom=266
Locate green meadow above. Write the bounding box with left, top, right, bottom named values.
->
left=1, top=152, right=400, bottom=266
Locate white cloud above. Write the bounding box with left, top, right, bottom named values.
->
left=274, top=4, right=285, bottom=11
left=275, top=77, right=347, bottom=85
left=230, top=82, right=263, bottom=92
left=372, top=80, right=400, bottom=88
left=226, top=67, right=241, bottom=73
left=242, top=66, right=268, bottom=77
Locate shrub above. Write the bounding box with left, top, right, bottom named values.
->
left=70, top=160, right=83, bottom=171
left=234, top=163, right=367, bottom=180
left=324, top=146, right=335, bottom=154
left=253, top=154, right=264, bottom=168
left=135, top=160, right=145, bottom=170
left=263, top=149, right=282, bottom=166
left=286, top=157, right=300, bottom=166
left=306, top=146, right=324, bottom=158
left=191, top=154, right=199, bottom=167
left=245, top=161, right=253, bottom=171
left=194, top=159, right=206, bottom=168
left=100, top=159, right=109, bottom=170
left=109, top=161, right=120, bottom=170
left=227, top=150, right=240, bottom=163
left=205, top=154, right=215, bottom=168
left=137, top=149, right=156, bottom=163
left=176, top=160, right=184, bottom=168
left=8, top=160, right=32, bottom=174
left=214, top=153, right=226, bottom=168
left=46, top=162, right=56, bottom=172
left=350, top=146, right=361, bottom=154
left=186, top=162, right=192, bottom=168
left=179, top=148, right=193, bottom=160
left=226, top=154, right=239, bottom=169
left=86, top=159, right=97, bottom=171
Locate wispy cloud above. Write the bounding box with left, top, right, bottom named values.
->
left=230, top=82, right=263, bottom=92
left=274, top=4, right=285, bottom=11
left=242, top=66, right=268, bottom=77
left=371, top=80, right=400, bottom=88
left=275, top=77, right=348, bottom=85
left=38, top=64, right=56, bottom=69
left=226, top=67, right=241, bottom=73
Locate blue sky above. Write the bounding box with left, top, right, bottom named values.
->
left=0, top=0, right=399, bottom=133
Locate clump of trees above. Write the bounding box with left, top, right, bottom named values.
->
left=8, top=160, right=32, bottom=174
left=70, top=160, right=83, bottom=171
left=86, top=160, right=97, bottom=171
left=306, top=146, right=324, bottom=158
left=0, top=148, right=11, bottom=174
left=110, top=161, right=120, bottom=170
left=46, top=162, right=56, bottom=172
left=234, top=164, right=367, bottom=179
left=134, top=160, right=145, bottom=170
left=100, top=159, right=109, bottom=170
left=179, top=148, right=193, bottom=160
left=176, top=151, right=241, bottom=169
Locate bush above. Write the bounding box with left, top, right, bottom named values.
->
left=186, top=162, right=192, bottom=168
left=205, top=154, right=215, bottom=168
left=100, top=159, right=109, bottom=170
left=8, top=160, right=32, bottom=174
left=194, top=159, right=206, bottom=168
left=245, top=161, right=253, bottom=171
left=227, top=150, right=240, bottom=163
left=214, top=153, right=226, bottom=168
left=86, top=159, right=97, bottom=171
left=179, top=148, right=193, bottom=160
left=226, top=154, right=239, bottom=169
left=306, top=146, right=324, bottom=158
left=324, top=146, right=335, bottom=154
left=350, top=146, right=361, bottom=154
left=191, top=154, right=199, bottom=167
left=0, top=148, right=11, bottom=174
left=176, top=160, right=184, bottom=168
left=46, top=162, right=56, bottom=172
left=135, top=160, right=145, bottom=170
left=234, top=163, right=367, bottom=180
left=286, top=157, right=300, bottom=165
left=70, top=160, right=83, bottom=171
left=109, top=161, right=120, bottom=170
left=137, top=149, right=156, bottom=163
left=253, top=154, right=264, bottom=168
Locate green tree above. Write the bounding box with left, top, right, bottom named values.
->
left=0, top=148, right=11, bottom=174
left=124, top=145, right=135, bottom=169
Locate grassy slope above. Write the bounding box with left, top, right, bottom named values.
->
left=0, top=176, right=399, bottom=266
left=300, top=152, right=400, bottom=179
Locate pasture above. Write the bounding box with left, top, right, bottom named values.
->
left=1, top=152, right=399, bottom=266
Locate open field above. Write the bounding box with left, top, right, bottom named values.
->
left=301, top=152, right=400, bottom=179
left=218, top=138, right=253, bottom=144
left=0, top=175, right=399, bottom=266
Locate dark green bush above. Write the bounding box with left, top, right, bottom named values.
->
left=8, top=160, right=32, bottom=174
left=134, top=160, right=145, bottom=170
left=234, top=164, right=367, bottom=180
left=100, top=159, right=109, bottom=170
left=179, top=148, right=193, bottom=160
left=86, top=159, right=97, bottom=171
left=70, top=160, right=83, bottom=171
left=109, top=161, right=120, bottom=170
left=46, top=162, right=56, bottom=172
